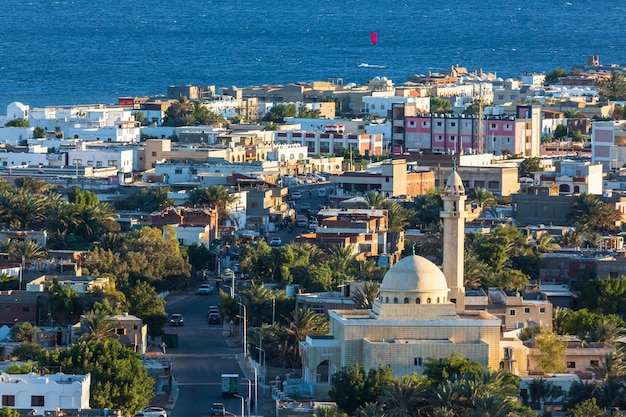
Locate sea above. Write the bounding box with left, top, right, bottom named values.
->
left=1, top=0, right=625, bottom=112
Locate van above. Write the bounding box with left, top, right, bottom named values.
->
left=317, top=188, right=327, bottom=198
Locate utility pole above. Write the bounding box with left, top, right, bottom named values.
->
left=475, top=83, right=484, bottom=154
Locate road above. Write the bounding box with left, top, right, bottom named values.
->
left=164, top=291, right=247, bottom=417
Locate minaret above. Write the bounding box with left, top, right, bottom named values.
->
left=440, top=162, right=467, bottom=314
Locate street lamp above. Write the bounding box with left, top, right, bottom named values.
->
left=19, top=255, right=25, bottom=290
left=243, top=378, right=252, bottom=417
left=233, top=394, right=245, bottom=417
left=237, top=302, right=247, bottom=358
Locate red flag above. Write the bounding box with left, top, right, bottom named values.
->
left=371, top=31, right=377, bottom=45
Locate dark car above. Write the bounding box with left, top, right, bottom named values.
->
left=208, top=312, right=221, bottom=325
left=210, top=403, right=225, bottom=417
left=169, top=314, right=184, bottom=326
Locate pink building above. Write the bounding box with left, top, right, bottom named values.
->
left=401, top=105, right=541, bottom=157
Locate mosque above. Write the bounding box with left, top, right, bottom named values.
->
left=300, top=170, right=528, bottom=391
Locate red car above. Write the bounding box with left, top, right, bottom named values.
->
left=208, top=312, right=221, bottom=325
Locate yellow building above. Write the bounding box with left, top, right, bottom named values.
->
left=300, top=170, right=512, bottom=394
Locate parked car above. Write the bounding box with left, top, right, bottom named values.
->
left=269, top=237, right=282, bottom=246
left=308, top=221, right=318, bottom=231
left=135, top=407, right=167, bottom=417
left=291, top=191, right=302, bottom=200
left=211, top=403, right=226, bottom=417
left=208, top=305, right=219, bottom=315
left=169, top=313, right=184, bottom=326
left=197, top=283, right=214, bottom=295
left=208, top=312, right=222, bottom=325
left=300, top=203, right=311, bottom=212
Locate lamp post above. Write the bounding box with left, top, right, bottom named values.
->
left=19, top=255, right=25, bottom=290
left=233, top=394, right=245, bottom=417
left=237, top=302, right=247, bottom=358
left=243, top=378, right=252, bottom=417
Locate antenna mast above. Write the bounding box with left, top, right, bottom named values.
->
left=476, top=83, right=484, bottom=154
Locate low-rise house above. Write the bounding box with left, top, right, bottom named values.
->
left=0, top=372, right=91, bottom=412
left=73, top=312, right=147, bottom=354
left=527, top=338, right=613, bottom=379
left=535, top=160, right=603, bottom=195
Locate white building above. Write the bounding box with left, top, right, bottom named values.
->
left=535, top=160, right=603, bottom=195
left=275, top=129, right=384, bottom=156
left=67, top=146, right=134, bottom=184
left=0, top=372, right=91, bottom=412
left=362, top=93, right=430, bottom=118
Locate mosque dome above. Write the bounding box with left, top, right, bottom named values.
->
left=379, top=255, right=450, bottom=306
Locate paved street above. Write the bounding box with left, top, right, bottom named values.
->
left=158, top=290, right=246, bottom=417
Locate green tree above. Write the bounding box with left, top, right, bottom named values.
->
left=567, top=398, right=604, bottom=417
left=423, top=352, right=485, bottom=385
left=329, top=363, right=394, bottom=414
left=47, top=279, right=82, bottom=324
left=263, top=104, right=297, bottom=123
left=0, top=406, right=20, bottom=417
left=382, top=201, right=415, bottom=232
left=313, top=406, right=348, bottom=417
left=430, top=97, right=452, bottom=114
left=567, top=193, right=621, bottom=232
left=298, top=104, right=321, bottom=118
left=126, top=281, right=168, bottom=336
left=353, top=281, right=381, bottom=309
left=11, top=341, right=45, bottom=361
left=10, top=322, right=38, bottom=342
left=379, top=376, right=424, bottom=417
left=274, top=308, right=329, bottom=368
left=545, top=68, right=568, bottom=84
left=470, top=188, right=497, bottom=218
left=162, top=96, right=194, bottom=126
left=5, top=118, right=29, bottom=127
left=554, top=124, right=568, bottom=140
left=520, top=157, right=543, bottom=178
left=40, top=340, right=154, bottom=415
left=188, top=185, right=240, bottom=227
left=410, top=191, right=442, bottom=229
left=533, top=329, right=567, bottom=374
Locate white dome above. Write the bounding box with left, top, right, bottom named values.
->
left=381, top=255, right=449, bottom=294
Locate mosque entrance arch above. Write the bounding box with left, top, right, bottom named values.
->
left=316, top=360, right=330, bottom=383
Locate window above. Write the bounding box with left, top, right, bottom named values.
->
left=490, top=123, right=497, bottom=129
left=567, top=362, right=576, bottom=369
left=590, top=360, right=599, bottom=367
left=151, top=151, right=157, bottom=157
left=108, top=160, right=117, bottom=167
left=408, top=121, right=416, bottom=127
left=509, top=309, right=516, bottom=316
left=450, top=136, right=455, bottom=142
left=96, top=161, right=103, bottom=167
left=87, top=160, right=93, bottom=166
left=2, top=395, right=15, bottom=407
left=393, top=297, right=398, bottom=304
left=539, top=307, right=546, bottom=313
left=437, top=121, right=442, bottom=127
left=414, top=357, right=423, bottom=366
left=421, top=121, right=429, bottom=128
left=72, top=159, right=82, bottom=166
left=416, top=298, right=421, bottom=304
left=404, top=298, right=409, bottom=304
left=427, top=298, right=431, bottom=304
left=116, top=328, right=126, bottom=335
left=488, top=181, right=499, bottom=189
left=524, top=307, right=530, bottom=314
left=174, top=168, right=182, bottom=174
left=31, top=396, right=45, bottom=407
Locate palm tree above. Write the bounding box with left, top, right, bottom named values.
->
left=382, top=201, right=415, bottom=232
left=471, top=187, right=497, bottom=218
left=188, top=185, right=240, bottom=229
left=410, top=192, right=442, bottom=229
left=327, top=244, right=356, bottom=281
left=0, top=190, right=49, bottom=229
left=3, top=239, right=47, bottom=290
left=352, top=281, right=380, bottom=309
left=313, top=406, right=348, bottom=417
left=581, top=317, right=625, bottom=344
left=552, top=306, right=570, bottom=335
left=567, top=193, right=621, bottom=232
left=380, top=378, right=423, bottom=417
left=79, top=309, right=118, bottom=342
left=534, top=233, right=561, bottom=253
left=68, top=203, right=120, bottom=244
left=364, top=191, right=386, bottom=209
left=356, top=402, right=386, bottom=417
left=463, top=250, right=489, bottom=289
left=588, top=348, right=626, bottom=381
left=14, top=177, right=53, bottom=194
left=276, top=308, right=328, bottom=367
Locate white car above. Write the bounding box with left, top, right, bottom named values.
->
left=197, top=283, right=214, bottom=295
left=221, top=268, right=235, bottom=282
left=135, top=407, right=167, bottom=417
left=270, top=237, right=282, bottom=246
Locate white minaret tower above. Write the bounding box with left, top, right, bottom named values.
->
left=440, top=164, right=467, bottom=314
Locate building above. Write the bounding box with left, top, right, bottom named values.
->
left=591, top=120, right=626, bottom=172
left=0, top=372, right=91, bottom=412
left=329, top=159, right=435, bottom=198
left=401, top=105, right=541, bottom=157
left=275, top=129, right=384, bottom=156
left=535, top=160, right=603, bottom=195
left=300, top=170, right=517, bottom=395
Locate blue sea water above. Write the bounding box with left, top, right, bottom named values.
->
left=0, top=0, right=625, bottom=111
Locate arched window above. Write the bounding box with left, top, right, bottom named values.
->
left=416, top=298, right=421, bottom=304
left=427, top=298, right=432, bottom=304
left=393, top=297, right=398, bottom=304
left=385, top=297, right=389, bottom=303
left=437, top=297, right=440, bottom=303
left=404, top=297, right=409, bottom=304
